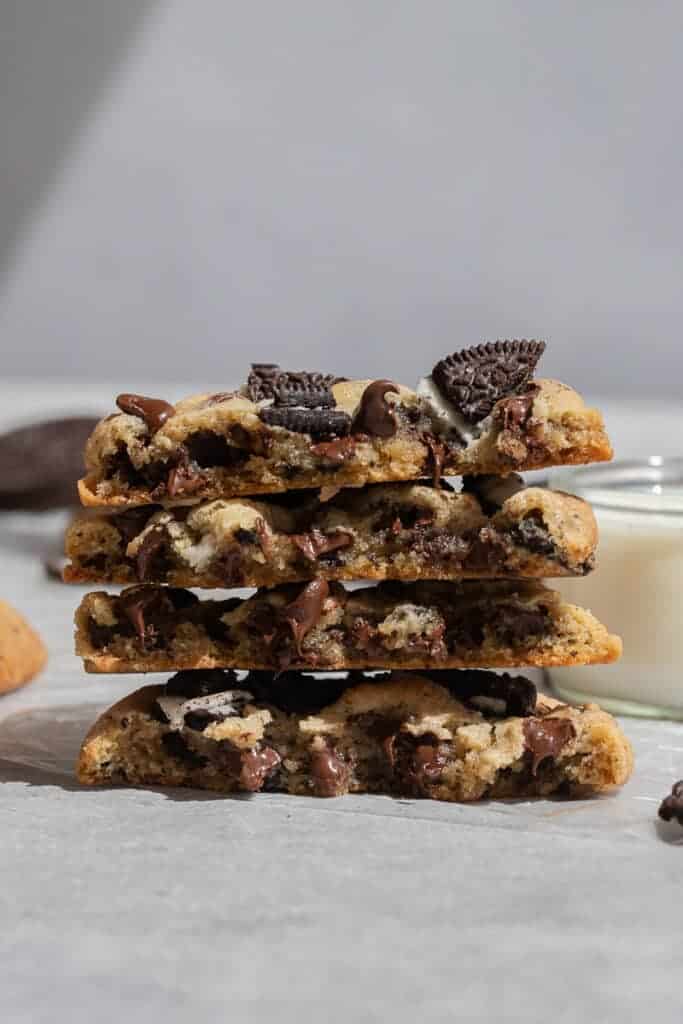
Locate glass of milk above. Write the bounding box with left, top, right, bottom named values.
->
left=547, top=458, right=683, bottom=719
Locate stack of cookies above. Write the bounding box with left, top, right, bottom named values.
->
left=67, top=341, right=633, bottom=802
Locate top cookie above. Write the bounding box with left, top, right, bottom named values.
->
left=78, top=342, right=612, bottom=507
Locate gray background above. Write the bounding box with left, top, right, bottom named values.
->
left=2, top=0, right=683, bottom=396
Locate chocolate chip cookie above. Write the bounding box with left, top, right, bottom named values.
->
left=74, top=579, right=622, bottom=674
left=77, top=669, right=633, bottom=801
left=76, top=343, right=612, bottom=507
left=63, top=480, right=597, bottom=588
left=0, top=600, right=47, bottom=693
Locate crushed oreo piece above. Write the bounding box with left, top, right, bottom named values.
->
left=161, top=731, right=207, bottom=767
left=260, top=406, right=351, bottom=440
left=350, top=380, right=399, bottom=438
left=246, top=365, right=340, bottom=403
left=242, top=670, right=349, bottom=715
left=275, top=381, right=336, bottom=409
left=116, top=394, right=175, bottom=434
left=658, top=781, right=683, bottom=826
left=432, top=340, right=545, bottom=424
left=165, top=669, right=239, bottom=698
left=523, top=717, right=575, bottom=775
left=510, top=511, right=556, bottom=558
left=427, top=669, right=537, bottom=717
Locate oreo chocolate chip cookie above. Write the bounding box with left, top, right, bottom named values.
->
left=432, top=340, right=546, bottom=424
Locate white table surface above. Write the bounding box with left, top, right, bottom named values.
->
left=1, top=380, right=683, bottom=1023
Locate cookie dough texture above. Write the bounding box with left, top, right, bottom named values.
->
left=0, top=600, right=47, bottom=693
left=75, top=579, right=622, bottom=674
left=64, top=483, right=598, bottom=587
left=77, top=674, right=633, bottom=801
left=78, top=379, right=612, bottom=507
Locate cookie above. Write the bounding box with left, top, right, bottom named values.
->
left=76, top=349, right=612, bottom=507
left=0, top=600, right=47, bottom=694
left=64, top=481, right=597, bottom=587
left=0, top=417, right=99, bottom=510
left=74, top=579, right=622, bottom=674
left=77, top=671, right=633, bottom=801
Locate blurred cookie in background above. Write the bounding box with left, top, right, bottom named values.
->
left=0, top=417, right=99, bottom=511
left=0, top=600, right=47, bottom=694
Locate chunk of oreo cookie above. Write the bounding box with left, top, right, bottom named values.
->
left=275, top=381, right=336, bottom=409
left=164, top=669, right=239, bottom=698
left=246, top=364, right=339, bottom=403
left=259, top=406, right=351, bottom=440
left=0, top=416, right=99, bottom=510
left=432, top=340, right=546, bottom=424
left=426, top=668, right=537, bottom=717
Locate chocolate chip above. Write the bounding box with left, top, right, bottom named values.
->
left=0, top=416, right=99, bottom=510
left=350, top=380, right=399, bottom=438
left=260, top=406, right=351, bottom=440
left=135, top=525, right=167, bottom=581
left=658, top=781, right=683, bottom=825
left=118, top=586, right=175, bottom=643
left=279, top=579, right=329, bottom=656
left=431, top=340, right=545, bottom=424
left=185, top=431, right=250, bottom=468
left=221, top=745, right=282, bottom=792
left=161, top=731, right=207, bottom=767
left=424, top=435, right=446, bottom=488
left=166, top=449, right=203, bottom=499
left=310, top=746, right=349, bottom=797
left=394, top=732, right=451, bottom=794
left=426, top=669, right=537, bottom=717
left=494, top=390, right=537, bottom=434
left=496, top=606, right=549, bottom=645
left=292, top=528, right=353, bottom=562
left=523, top=717, right=575, bottom=775
left=310, top=437, right=357, bottom=465
left=116, top=394, right=175, bottom=434
left=463, top=527, right=512, bottom=571
left=165, top=669, right=239, bottom=698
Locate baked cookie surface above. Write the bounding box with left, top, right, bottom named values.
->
left=77, top=669, right=633, bottom=801
left=78, top=346, right=612, bottom=506
left=0, top=600, right=47, bottom=694
left=65, top=480, right=597, bottom=588
left=74, top=579, right=622, bottom=674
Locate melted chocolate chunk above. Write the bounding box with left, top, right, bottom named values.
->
left=463, top=528, right=512, bottom=571
left=495, top=391, right=537, bottom=434
left=116, top=394, right=175, bottom=434
left=426, top=669, right=537, bottom=717
left=278, top=579, right=329, bottom=657
left=310, top=437, right=357, bottom=465
left=394, top=732, right=451, bottom=794
left=431, top=340, right=545, bottom=424
left=350, top=380, right=399, bottom=438
left=658, top=781, right=683, bottom=826
left=292, top=528, right=353, bottom=562
left=161, top=731, right=207, bottom=767
left=165, top=449, right=204, bottom=499
left=135, top=525, right=168, bottom=581
left=220, top=743, right=282, bottom=792
left=523, top=717, right=575, bottom=774
left=260, top=406, right=351, bottom=440
left=165, top=669, right=239, bottom=698
left=185, top=431, right=249, bottom=468
left=310, top=746, right=349, bottom=797
left=117, top=586, right=176, bottom=644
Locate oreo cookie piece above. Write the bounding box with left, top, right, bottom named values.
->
left=432, top=340, right=546, bottom=424
left=246, top=365, right=340, bottom=403
left=425, top=668, right=537, bottom=717
left=259, top=406, right=351, bottom=440
left=0, top=416, right=99, bottom=510
left=275, top=381, right=336, bottom=409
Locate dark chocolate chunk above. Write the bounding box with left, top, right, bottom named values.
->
left=431, top=340, right=545, bottom=424
left=463, top=527, right=512, bottom=571
left=658, top=781, right=683, bottom=826
left=259, top=406, right=351, bottom=440
left=161, top=731, right=207, bottom=767
left=116, top=394, right=175, bottom=434
left=523, top=717, right=575, bottom=774
left=117, top=586, right=175, bottom=644
left=310, top=437, right=357, bottom=465
left=394, top=732, right=451, bottom=794
left=496, top=605, right=549, bottom=645
left=310, top=746, right=349, bottom=797
left=135, top=525, right=167, bottom=581
left=350, top=380, right=399, bottom=438
left=165, top=669, right=239, bottom=698
left=185, top=431, right=249, bottom=468
left=220, top=744, right=282, bottom=792
left=424, top=435, right=446, bottom=488
left=0, top=417, right=99, bottom=510
left=113, top=507, right=157, bottom=544
left=279, top=579, right=329, bottom=656
left=426, top=669, right=537, bottom=717
left=165, top=449, right=203, bottom=499
left=292, top=528, right=353, bottom=562
left=495, top=391, right=537, bottom=434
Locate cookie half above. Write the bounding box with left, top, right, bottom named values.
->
left=77, top=670, right=633, bottom=801
left=74, top=579, right=622, bottom=674
left=64, top=481, right=597, bottom=587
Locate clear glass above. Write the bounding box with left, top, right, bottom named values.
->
left=547, top=457, right=683, bottom=719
